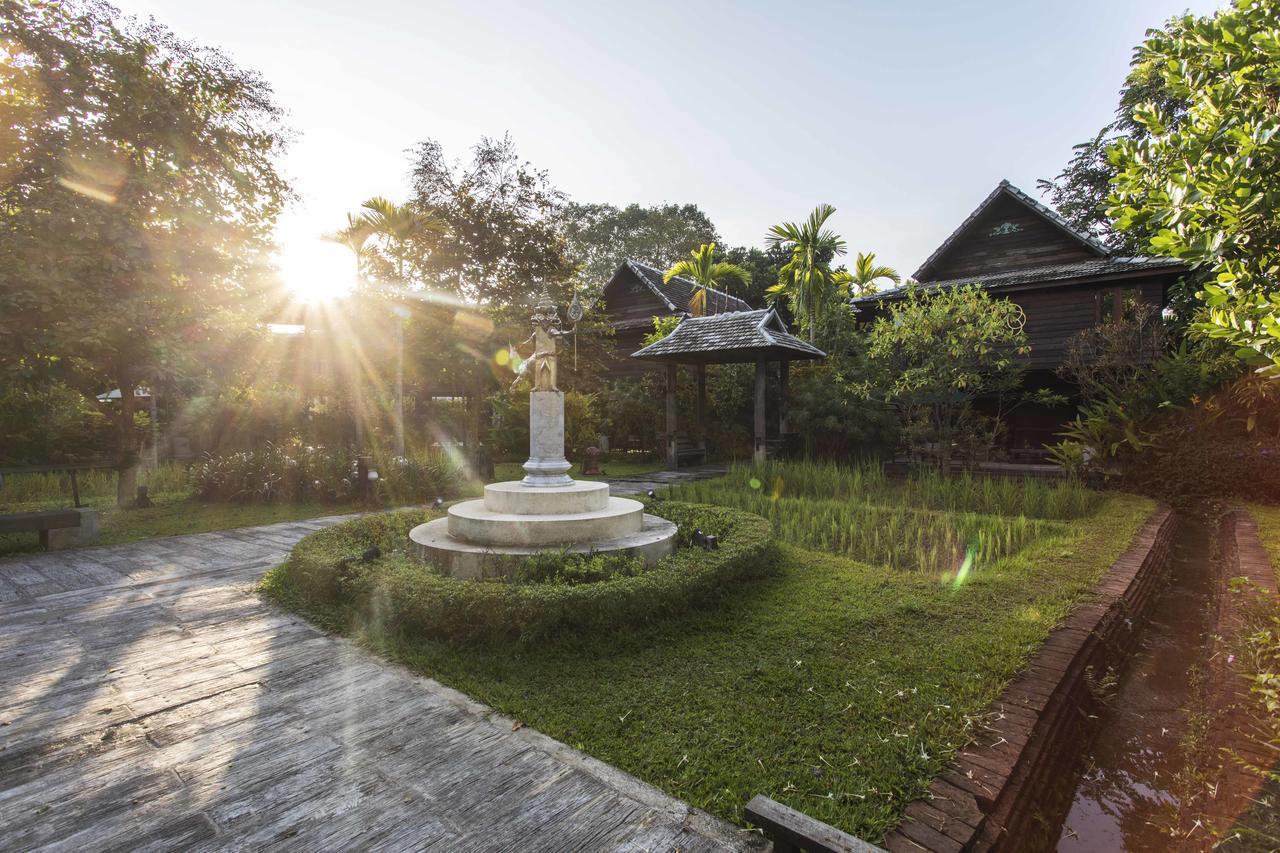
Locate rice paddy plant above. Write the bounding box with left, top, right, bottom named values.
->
left=692, top=460, right=1101, bottom=520
left=665, top=483, right=1063, bottom=574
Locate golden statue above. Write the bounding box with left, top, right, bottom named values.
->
left=509, top=288, right=579, bottom=393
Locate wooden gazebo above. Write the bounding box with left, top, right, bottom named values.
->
left=631, top=308, right=826, bottom=468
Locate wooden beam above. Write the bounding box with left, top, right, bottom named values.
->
left=666, top=363, right=679, bottom=469
left=779, top=359, right=790, bottom=435
left=753, top=359, right=767, bottom=465
left=744, top=796, right=884, bottom=853
left=695, top=364, right=707, bottom=452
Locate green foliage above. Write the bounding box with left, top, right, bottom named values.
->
left=663, top=242, right=752, bottom=316
left=488, top=389, right=603, bottom=460
left=0, top=0, right=291, bottom=504
left=764, top=204, right=848, bottom=341
left=861, top=284, right=1041, bottom=464
left=189, top=444, right=461, bottom=505
left=672, top=461, right=1102, bottom=521
left=510, top=550, right=645, bottom=586
left=560, top=202, right=719, bottom=291
left=266, top=500, right=778, bottom=645
left=846, top=251, right=901, bottom=297
left=0, top=382, right=113, bottom=465
left=1107, top=0, right=1280, bottom=373
left=408, top=134, right=572, bottom=307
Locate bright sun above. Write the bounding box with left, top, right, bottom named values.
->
left=278, top=237, right=356, bottom=303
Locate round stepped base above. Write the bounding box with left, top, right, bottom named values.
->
left=408, top=513, right=677, bottom=580
left=447, top=496, right=642, bottom=546
left=482, top=480, right=609, bottom=515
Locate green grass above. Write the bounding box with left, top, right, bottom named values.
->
left=270, top=471, right=1153, bottom=841
left=1247, top=504, right=1280, bottom=585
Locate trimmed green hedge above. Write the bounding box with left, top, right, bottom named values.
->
left=263, top=499, right=778, bottom=645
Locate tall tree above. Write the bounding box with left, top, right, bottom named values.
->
left=0, top=0, right=290, bottom=505
left=846, top=252, right=901, bottom=297
left=354, top=196, right=446, bottom=455
left=560, top=202, right=719, bottom=290
left=408, top=134, right=571, bottom=306
left=663, top=242, right=751, bottom=316
left=1108, top=0, right=1280, bottom=375
left=764, top=204, right=848, bottom=341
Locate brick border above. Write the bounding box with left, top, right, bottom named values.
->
left=1205, top=510, right=1279, bottom=836
left=882, top=507, right=1177, bottom=853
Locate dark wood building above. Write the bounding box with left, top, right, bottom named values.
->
left=599, top=260, right=751, bottom=379
left=853, top=179, right=1186, bottom=450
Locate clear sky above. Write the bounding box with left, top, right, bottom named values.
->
left=119, top=0, right=1221, bottom=289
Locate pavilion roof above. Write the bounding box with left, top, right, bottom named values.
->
left=630, top=308, right=826, bottom=365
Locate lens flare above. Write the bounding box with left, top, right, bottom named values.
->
left=952, top=547, right=975, bottom=588
left=749, top=477, right=762, bottom=490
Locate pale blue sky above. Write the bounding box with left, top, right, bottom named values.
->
left=121, top=0, right=1221, bottom=290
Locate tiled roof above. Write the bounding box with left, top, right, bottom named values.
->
left=851, top=256, right=1185, bottom=305
left=631, top=308, right=826, bottom=364
left=913, top=179, right=1109, bottom=281
left=622, top=260, right=752, bottom=315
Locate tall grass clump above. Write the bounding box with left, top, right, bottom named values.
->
left=692, top=460, right=1101, bottom=520
left=0, top=460, right=191, bottom=505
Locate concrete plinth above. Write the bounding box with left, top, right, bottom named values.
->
left=409, top=512, right=677, bottom=579
left=483, top=480, right=608, bottom=515
left=46, top=508, right=99, bottom=550
left=447, top=496, right=643, bottom=547
left=522, top=390, right=573, bottom=487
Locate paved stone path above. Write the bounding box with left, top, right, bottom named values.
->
left=0, top=510, right=757, bottom=851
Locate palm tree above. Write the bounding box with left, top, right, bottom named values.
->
left=325, top=213, right=377, bottom=281
left=764, top=204, right=847, bottom=341
left=357, top=196, right=446, bottom=284
left=663, top=243, right=752, bottom=316
left=848, top=251, right=900, bottom=297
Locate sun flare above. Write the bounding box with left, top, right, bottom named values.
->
left=278, top=237, right=356, bottom=303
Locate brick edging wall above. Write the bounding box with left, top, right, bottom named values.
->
left=882, top=507, right=1177, bottom=853
left=1206, top=510, right=1279, bottom=833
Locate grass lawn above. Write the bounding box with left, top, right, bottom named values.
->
left=271, top=462, right=1154, bottom=841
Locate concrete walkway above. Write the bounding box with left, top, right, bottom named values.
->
left=0, top=513, right=757, bottom=851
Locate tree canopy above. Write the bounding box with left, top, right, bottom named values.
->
left=0, top=0, right=291, bottom=502
left=560, top=201, right=719, bottom=292
left=1108, top=0, right=1280, bottom=375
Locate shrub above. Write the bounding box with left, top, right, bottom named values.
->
left=265, top=500, right=777, bottom=644
left=190, top=443, right=462, bottom=505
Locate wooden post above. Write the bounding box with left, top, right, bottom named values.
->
left=779, top=360, right=790, bottom=435
left=695, top=363, right=707, bottom=454
left=665, top=363, right=679, bottom=469
left=754, top=359, right=767, bottom=465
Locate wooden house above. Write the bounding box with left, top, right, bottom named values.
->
left=852, top=179, right=1186, bottom=451
left=598, top=260, right=751, bottom=379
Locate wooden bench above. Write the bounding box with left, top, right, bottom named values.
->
left=744, top=795, right=885, bottom=853
left=0, top=508, right=98, bottom=550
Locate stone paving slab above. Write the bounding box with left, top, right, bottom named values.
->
left=0, top=501, right=756, bottom=852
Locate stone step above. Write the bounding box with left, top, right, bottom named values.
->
left=482, top=481, right=610, bottom=515
left=447, top=498, right=644, bottom=547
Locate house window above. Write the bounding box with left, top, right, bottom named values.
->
left=1096, top=287, right=1141, bottom=324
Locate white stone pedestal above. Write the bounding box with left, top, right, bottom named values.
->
left=522, top=390, right=573, bottom=487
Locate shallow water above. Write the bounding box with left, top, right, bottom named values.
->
left=1053, top=514, right=1216, bottom=852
